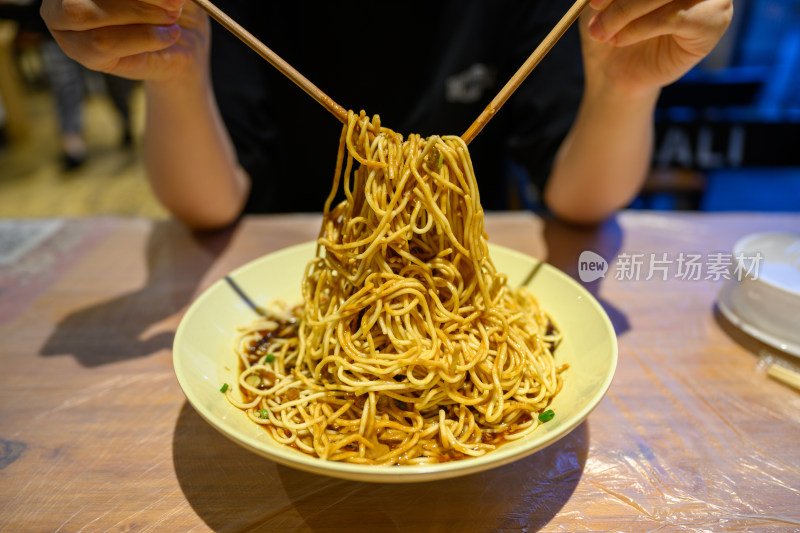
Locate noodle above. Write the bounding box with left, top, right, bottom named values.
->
left=226, top=110, right=565, bottom=465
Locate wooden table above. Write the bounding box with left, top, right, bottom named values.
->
left=1, top=212, right=799, bottom=532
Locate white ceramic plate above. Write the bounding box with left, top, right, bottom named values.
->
left=718, top=279, right=800, bottom=358
left=173, top=242, right=617, bottom=483
left=718, top=232, right=800, bottom=357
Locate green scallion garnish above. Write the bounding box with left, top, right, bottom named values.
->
left=220, top=383, right=229, bottom=393
left=258, top=409, right=269, bottom=419
left=538, top=409, right=555, bottom=423
left=264, top=354, right=276, bottom=363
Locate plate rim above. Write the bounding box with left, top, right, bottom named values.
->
left=732, top=231, right=800, bottom=296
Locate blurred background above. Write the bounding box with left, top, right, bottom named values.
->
left=0, top=0, right=798, bottom=219
left=642, top=0, right=800, bottom=213
left=0, top=0, right=167, bottom=219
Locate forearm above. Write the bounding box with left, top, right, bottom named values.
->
left=544, top=82, right=658, bottom=225
left=545, top=0, right=733, bottom=225
left=144, top=76, right=249, bottom=229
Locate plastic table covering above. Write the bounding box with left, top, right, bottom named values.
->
left=0, top=211, right=798, bottom=532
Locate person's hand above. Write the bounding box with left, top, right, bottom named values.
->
left=580, top=0, right=733, bottom=96
left=40, top=0, right=210, bottom=84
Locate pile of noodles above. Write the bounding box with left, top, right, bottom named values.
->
left=225, top=110, right=565, bottom=465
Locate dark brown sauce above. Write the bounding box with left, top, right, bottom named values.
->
left=240, top=312, right=301, bottom=400
left=244, top=314, right=301, bottom=364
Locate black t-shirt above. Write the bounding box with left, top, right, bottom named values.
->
left=209, top=0, right=584, bottom=213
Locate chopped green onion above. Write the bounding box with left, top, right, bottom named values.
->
left=437, top=153, right=444, bottom=169
left=220, top=383, right=229, bottom=393
left=538, top=409, right=555, bottom=422
left=264, top=354, right=276, bottom=363
left=258, top=409, right=269, bottom=419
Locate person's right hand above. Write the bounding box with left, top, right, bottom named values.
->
left=40, top=0, right=210, bottom=83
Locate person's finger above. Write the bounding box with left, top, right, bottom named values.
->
left=42, top=0, right=183, bottom=32
left=51, top=23, right=181, bottom=73
left=588, top=0, right=673, bottom=42
left=589, top=0, right=611, bottom=10
left=609, top=0, right=732, bottom=48
left=137, top=0, right=184, bottom=9
left=111, top=50, right=175, bottom=80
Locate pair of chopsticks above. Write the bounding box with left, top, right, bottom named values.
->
left=191, top=0, right=591, bottom=145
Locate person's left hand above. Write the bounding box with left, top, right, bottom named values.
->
left=580, top=0, right=733, bottom=96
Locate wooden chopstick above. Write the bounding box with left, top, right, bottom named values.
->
left=461, top=0, right=593, bottom=145
left=767, top=363, right=800, bottom=391
left=190, top=0, right=348, bottom=124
